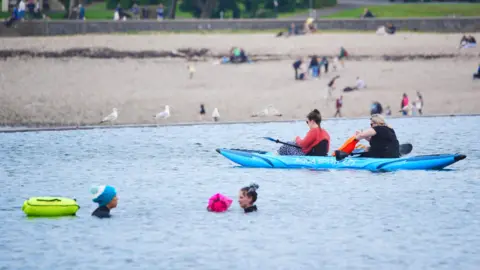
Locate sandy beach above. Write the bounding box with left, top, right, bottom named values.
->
left=0, top=33, right=479, bottom=126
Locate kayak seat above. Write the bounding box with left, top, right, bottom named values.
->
left=306, top=139, right=329, bottom=157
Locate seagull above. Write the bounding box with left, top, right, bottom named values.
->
left=154, top=105, right=170, bottom=125
left=212, top=108, right=220, bottom=122
left=100, top=108, right=118, bottom=125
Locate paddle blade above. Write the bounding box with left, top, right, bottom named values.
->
left=399, top=143, right=413, bottom=155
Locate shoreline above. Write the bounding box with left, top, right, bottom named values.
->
left=1, top=113, right=478, bottom=134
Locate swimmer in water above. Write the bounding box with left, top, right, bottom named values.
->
left=90, top=185, right=118, bottom=218
left=238, top=183, right=259, bottom=213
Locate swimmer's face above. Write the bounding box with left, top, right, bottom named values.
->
left=107, top=196, right=118, bottom=209
left=238, top=191, right=252, bottom=209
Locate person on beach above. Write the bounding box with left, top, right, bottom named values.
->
left=361, top=8, right=374, bottom=18
left=238, top=183, right=259, bottom=213
left=309, top=55, right=320, bottom=78
left=90, top=185, right=118, bottom=219
left=334, top=96, right=343, bottom=117
left=199, top=104, right=206, bottom=120
left=354, top=114, right=400, bottom=158
left=371, top=101, right=383, bottom=115
left=338, top=47, right=348, bottom=68
left=293, top=58, right=303, bottom=80
left=460, top=35, right=476, bottom=49
left=385, top=106, right=392, bottom=116
left=416, top=92, right=424, bottom=115
left=400, top=93, right=409, bottom=116
left=278, top=109, right=330, bottom=156
left=473, top=64, right=480, bottom=80
left=320, top=57, right=329, bottom=73
left=327, top=75, right=340, bottom=98
left=4, top=7, right=19, bottom=27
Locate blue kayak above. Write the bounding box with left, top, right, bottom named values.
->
left=216, top=148, right=466, bottom=172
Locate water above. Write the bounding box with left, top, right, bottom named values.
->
left=0, top=116, right=479, bottom=270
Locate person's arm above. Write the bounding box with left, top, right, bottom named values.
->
left=355, top=128, right=376, bottom=141
left=296, top=130, right=316, bottom=149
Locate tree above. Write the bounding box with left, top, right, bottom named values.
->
left=169, top=0, right=178, bottom=18
left=197, top=0, right=218, bottom=18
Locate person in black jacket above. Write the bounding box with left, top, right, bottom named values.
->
left=354, top=114, right=400, bottom=158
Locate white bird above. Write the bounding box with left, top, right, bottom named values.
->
left=100, top=108, right=118, bottom=125
left=212, top=108, right=220, bottom=122
left=154, top=105, right=170, bottom=124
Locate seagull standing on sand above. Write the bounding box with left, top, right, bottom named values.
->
left=212, top=108, right=220, bottom=122
left=154, top=105, right=170, bottom=124
left=100, top=108, right=118, bottom=125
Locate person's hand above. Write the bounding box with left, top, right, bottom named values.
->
left=355, top=130, right=361, bottom=136
left=295, top=136, right=300, bottom=141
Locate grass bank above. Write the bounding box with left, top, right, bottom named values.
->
left=324, top=3, right=480, bottom=18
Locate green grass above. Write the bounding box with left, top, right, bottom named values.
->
left=324, top=3, right=480, bottom=18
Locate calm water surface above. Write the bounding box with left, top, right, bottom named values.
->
left=0, top=116, right=479, bottom=270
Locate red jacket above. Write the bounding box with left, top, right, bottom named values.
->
left=296, top=128, right=330, bottom=154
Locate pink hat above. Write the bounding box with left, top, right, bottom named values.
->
left=207, top=193, right=233, bottom=213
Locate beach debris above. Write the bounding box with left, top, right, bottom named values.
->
left=100, top=108, right=118, bottom=125
left=154, top=105, right=170, bottom=124
left=251, top=105, right=282, bottom=117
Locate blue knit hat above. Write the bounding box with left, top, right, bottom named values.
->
left=90, top=185, right=117, bottom=206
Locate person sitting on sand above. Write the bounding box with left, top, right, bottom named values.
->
left=474, top=64, right=480, bottom=80
left=277, top=109, right=330, bottom=156
left=355, top=77, right=366, bottom=90
left=361, top=8, right=374, bottom=18
left=460, top=35, right=477, bottom=49
left=354, top=114, right=400, bottom=158
left=90, top=185, right=118, bottom=219
left=385, top=23, right=396, bottom=35
left=385, top=106, right=392, bottom=116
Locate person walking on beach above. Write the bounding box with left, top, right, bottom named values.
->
left=334, top=95, right=343, bottom=117
left=199, top=104, right=206, bottom=120
left=400, top=93, right=409, bottom=116
left=416, top=91, right=423, bottom=115
left=327, top=75, right=340, bottom=99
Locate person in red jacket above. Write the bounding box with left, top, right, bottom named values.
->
left=278, top=109, right=330, bottom=156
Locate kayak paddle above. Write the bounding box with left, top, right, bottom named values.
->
left=335, top=143, right=413, bottom=161
left=262, top=137, right=302, bottom=149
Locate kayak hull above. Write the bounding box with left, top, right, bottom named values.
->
left=216, top=148, right=466, bottom=172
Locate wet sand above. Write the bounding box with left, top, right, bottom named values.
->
left=0, top=33, right=479, bottom=126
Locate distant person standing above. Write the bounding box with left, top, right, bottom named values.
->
left=78, top=4, right=85, bottom=20
left=338, top=47, right=348, bottom=68
left=400, top=93, right=409, bottom=116
left=416, top=91, right=424, bottom=115
left=157, top=4, right=164, bottom=21
left=293, top=58, right=302, bottom=80
left=334, top=96, right=343, bottom=117
left=199, top=104, right=206, bottom=120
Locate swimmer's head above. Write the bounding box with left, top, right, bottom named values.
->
left=238, top=183, right=259, bottom=209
